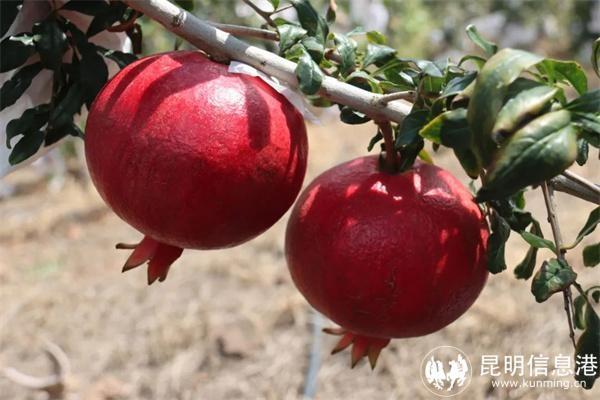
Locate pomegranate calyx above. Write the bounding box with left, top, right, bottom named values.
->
left=323, top=327, right=391, bottom=369
left=117, top=236, right=183, bottom=285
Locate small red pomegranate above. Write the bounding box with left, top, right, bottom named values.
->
left=285, top=156, right=489, bottom=368
left=85, top=51, right=308, bottom=284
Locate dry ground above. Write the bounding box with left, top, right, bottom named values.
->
left=0, top=121, right=598, bottom=400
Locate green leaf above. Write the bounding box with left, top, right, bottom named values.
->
left=573, top=294, right=588, bottom=330
left=0, top=62, right=43, bottom=111
left=367, top=129, right=383, bottom=151
left=537, top=59, right=587, bottom=95
left=345, top=70, right=381, bottom=93
left=296, top=49, right=323, bottom=95
left=8, top=130, right=45, bottom=165
left=333, top=34, right=356, bottom=76
left=572, top=207, right=600, bottom=248
left=366, top=30, right=386, bottom=45
left=0, top=33, right=36, bottom=72
left=467, top=48, right=544, bottom=167
left=514, top=222, right=543, bottom=280
left=565, top=89, right=600, bottom=114
left=395, top=110, right=428, bottom=148
left=1, top=0, right=23, bottom=37
left=79, top=43, right=108, bottom=105
left=300, top=36, right=324, bottom=62
left=174, top=0, right=195, bottom=11
left=465, top=24, right=498, bottom=57
left=363, top=44, right=396, bottom=68
left=49, top=82, right=84, bottom=128
left=531, top=259, right=577, bottom=303
left=419, top=108, right=470, bottom=150
left=576, top=138, right=589, bottom=166
left=477, top=110, right=578, bottom=202
left=583, top=243, right=599, bottom=267
left=453, top=147, right=480, bottom=179
left=520, top=231, right=557, bottom=254
left=458, top=54, right=486, bottom=69
left=440, top=71, right=477, bottom=98
left=326, top=0, right=336, bottom=23
left=492, top=85, right=558, bottom=141
left=6, top=104, right=50, bottom=148
left=573, top=113, right=600, bottom=148
left=339, top=106, right=370, bottom=125
left=278, top=24, right=307, bottom=54
left=32, top=19, right=68, bottom=70
left=487, top=213, right=511, bottom=274
left=95, top=45, right=137, bottom=69
left=593, top=38, right=600, bottom=79
left=291, top=0, right=329, bottom=45
left=87, top=1, right=127, bottom=37
left=269, top=0, right=280, bottom=9
left=61, top=0, right=109, bottom=15
left=575, top=306, right=600, bottom=389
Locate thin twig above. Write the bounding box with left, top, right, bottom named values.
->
left=550, top=173, right=600, bottom=205
left=242, top=0, right=277, bottom=28
left=209, top=22, right=278, bottom=41
left=377, top=121, right=399, bottom=172
left=378, top=91, right=416, bottom=105
left=272, top=4, right=293, bottom=15
left=541, top=182, right=577, bottom=348
left=121, top=0, right=412, bottom=123
left=561, top=171, right=600, bottom=198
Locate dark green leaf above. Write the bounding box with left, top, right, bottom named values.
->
left=363, top=44, right=396, bottom=68
left=572, top=207, right=600, bottom=248
left=531, top=258, right=577, bottom=303
left=419, top=108, right=470, bottom=150
left=1, top=0, right=23, bottom=37
left=95, top=45, right=137, bottom=69
left=514, top=221, right=543, bottom=280
left=573, top=113, right=600, bottom=148
left=440, top=71, right=477, bottom=98
left=593, top=38, right=599, bottom=79
left=8, top=130, right=45, bottom=165
left=277, top=24, right=307, bottom=54
left=87, top=1, right=126, bottom=37
left=397, top=136, right=424, bottom=173
left=575, top=306, right=599, bottom=389
left=174, top=0, right=194, bottom=11
left=300, top=36, right=324, bottom=62
left=487, top=213, right=511, bottom=274
left=49, top=82, right=84, bottom=128
left=62, top=0, right=109, bottom=15
left=458, top=54, right=486, bottom=69
left=6, top=104, right=50, bottom=148
left=0, top=33, right=36, bottom=72
left=477, top=110, right=578, bottom=202
left=367, top=130, right=383, bottom=151
left=395, top=110, right=428, bottom=148
left=538, top=59, right=587, bottom=95
left=573, top=294, right=587, bottom=330
left=520, top=231, right=557, bottom=254
left=326, top=1, right=336, bottom=23
left=291, top=0, right=328, bottom=45
left=333, top=34, right=356, bottom=75
left=79, top=44, right=108, bottom=104
left=467, top=48, right=543, bottom=167
left=576, top=138, right=589, bottom=166
left=0, top=62, right=42, bottom=110
left=465, top=24, right=498, bottom=57
left=565, top=90, right=600, bottom=114
left=296, top=49, right=323, bottom=95
left=32, top=19, right=68, bottom=70
left=345, top=70, right=382, bottom=93
left=492, top=85, right=558, bottom=142
left=339, top=106, right=370, bottom=124
left=583, top=243, right=599, bottom=267
left=453, top=147, right=480, bottom=179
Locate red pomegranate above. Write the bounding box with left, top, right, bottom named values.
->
left=85, top=51, right=308, bottom=284
left=285, top=156, right=489, bottom=368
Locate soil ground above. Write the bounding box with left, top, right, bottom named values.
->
left=0, top=120, right=598, bottom=400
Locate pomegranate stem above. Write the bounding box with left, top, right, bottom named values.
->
left=377, top=120, right=398, bottom=172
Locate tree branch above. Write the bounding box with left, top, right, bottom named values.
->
left=541, top=182, right=577, bottom=348
left=549, top=171, right=600, bottom=205
left=209, top=22, right=278, bottom=41
left=121, top=0, right=412, bottom=123
left=242, top=0, right=277, bottom=28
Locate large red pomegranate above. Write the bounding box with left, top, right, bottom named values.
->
left=85, top=51, right=308, bottom=284
left=285, top=156, right=489, bottom=368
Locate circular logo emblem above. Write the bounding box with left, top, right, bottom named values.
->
left=420, top=346, right=472, bottom=397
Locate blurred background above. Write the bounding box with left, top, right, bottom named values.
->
left=1, top=0, right=599, bottom=399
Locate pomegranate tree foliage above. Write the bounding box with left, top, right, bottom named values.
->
left=1, top=0, right=599, bottom=388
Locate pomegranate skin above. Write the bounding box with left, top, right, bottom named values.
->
left=85, top=51, right=308, bottom=250
left=285, top=156, right=489, bottom=340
